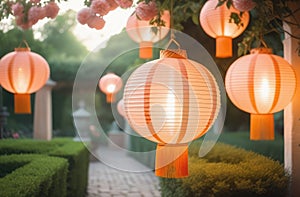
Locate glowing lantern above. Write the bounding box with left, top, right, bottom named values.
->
left=225, top=48, right=297, bottom=140
left=124, top=49, right=221, bottom=177
left=126, top=10, right=170, bottom=59
left=199, top=0, right=250, bottom=58
left=0, top=48, right=50, bottom=114
left=99, top=73, right=122, bottom=103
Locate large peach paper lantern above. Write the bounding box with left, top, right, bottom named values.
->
left=99, top=73, right=123, bottom=103
left=199, top=0, right=250, bottom=58
left=225, top=48, right=297, bottom=140
left=124, top=49, right=220, bottom=178
left=0, top=48, right=50, bottom=114
left=117, top=99, right=126, bottom=118
left=126, top=10, right=170, bottom=59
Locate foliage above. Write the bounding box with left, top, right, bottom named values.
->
left=217, top=131, right=284, bottom=163
left=49, top=140, right=90, bottom=197
left=39, top=10, right=88, bottom=60
left=160, top=142, right=289, bottom=197
left=0, top=154, right=68, bottom=197
left=0, top=138, right=89, bottom=197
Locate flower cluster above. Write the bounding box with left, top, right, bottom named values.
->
left=77, top=0, right=133, bottom=30
left=135, top=0, right=158, bottom=21
left=11, top=0, right=60, bottom=30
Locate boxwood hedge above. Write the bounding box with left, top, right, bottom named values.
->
left=0, top=138, right=89, bottom=197
left=160, top=142, right=289, bottom=197
left=0, top=154, right=68, bottom=197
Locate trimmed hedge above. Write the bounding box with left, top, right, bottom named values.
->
left=0, top=138, right=89, bottom=197
left=160, top=142, right=289, bottom=197
left=0, top=154, right=68, bottom=197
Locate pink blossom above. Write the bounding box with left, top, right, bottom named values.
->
left=15, top=15, right=33, bottom=30
left=44, top=2, right=59, bottom=19
left=87, top=16, right=105, bottom=30
left=11, top=3, right=24, bottom=16
left=115, top=0, right=133, bottom=9
left=106, top=0, right=118, bottom=11
left=91, top=0, right=111, bottom=16
left=30, top=0, right=41, bottom=3
left=135, top=1, right=158, bottom=21
left=232, top=0, right=256, bottom=12
left=77, top=8, right=94, bottom=25
left=12, top=132, right=19, bottom=139
left=28, top=6, right=46, bottom=25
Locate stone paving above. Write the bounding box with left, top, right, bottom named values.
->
left=87, top=146, right=161, bottom=197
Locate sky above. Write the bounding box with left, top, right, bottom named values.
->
left=57, top=1, right=136, bottom=51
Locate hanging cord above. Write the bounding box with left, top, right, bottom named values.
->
left=165, top=0, right=181, bottom=49
left=18, top=39, right=30, bottom=49
left=258, top=33, right=268, bottom=48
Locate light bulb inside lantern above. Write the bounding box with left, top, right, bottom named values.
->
left=107, top=84, right=116, bottom=93
left=259, top=78, right=270, bottom=101
left=166, top=90, right=176, bottom=131
left=16, top=67, right=27, bottom=92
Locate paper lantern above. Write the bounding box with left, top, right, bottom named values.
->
left=99, top=73, right=122, bottom=103
left=117, top=99, right=126, bottom=118
left=124, top=49, right=220, bottom=177
left=225, top=48, right=297, bottom=140
left=199, top=0, right=250, bottom=58
left=0, top=48, right=50, bottom=114
left=126, top=10, right=170, bottom=59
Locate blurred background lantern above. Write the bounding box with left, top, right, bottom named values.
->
left=0, top=47, right=50, bottom=114
left=124, top=49, right=221, bottom=178
left=225, top=48, right=297, bottom=140
left=199, top=0, right=250, bottom=58
left=126, top=10, right=170, bottom=59
left=99, top=73, right=123, bottom=103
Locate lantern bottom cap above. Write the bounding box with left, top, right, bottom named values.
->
left=14, top=94, right=31, bottom=114
left=250, top=114, right=274, bottom=140
left=155, top=144, right=188, bottom=178
left=216, top=36, right=232, bottom=58
left=139, top=41, right=153, bottom=59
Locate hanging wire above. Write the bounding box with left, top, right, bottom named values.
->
left=165, top=0, right=181, bottom=49
left=18, top=39, right=30, bottom=49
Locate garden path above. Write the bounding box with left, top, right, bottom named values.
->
left=87, top=146, right=161, bottom=197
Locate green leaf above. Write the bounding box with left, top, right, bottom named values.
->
left=192, top=13, right=199, bottom=25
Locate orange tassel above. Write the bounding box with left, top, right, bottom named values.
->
left=14, top=94, right=31, bottom=114
left=155, top=144, right=189, bottom=178
left=139, top=41, right=153, bottom=59
left=216, top=36, right=232, bottom=58
left=250, top=114, right=274, bottom=140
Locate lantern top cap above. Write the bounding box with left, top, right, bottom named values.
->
left=160, top=49, right=187, bottom=59
left=15, top=48, right=31, bottom=52
left=250, top=48, right=273, bottom=54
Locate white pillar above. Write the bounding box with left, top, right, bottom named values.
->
left=33, top=79, right=56, bottom=140
left=283, top=3, right=300, bottom=196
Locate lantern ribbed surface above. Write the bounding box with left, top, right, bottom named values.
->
left=225, top=48, right=297, bottom=140
left=126, top=10, right=170, bottom=59
left=124, top=49, right=220, bottom=177
left=117, top=99, right=126, bottom=118
left=199, top=0, right=250, bottom=58
left=99, top=73, right=123, bottom=103
left=0, top=48, right=50, bottom=113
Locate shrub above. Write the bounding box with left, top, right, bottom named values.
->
left=0, top=138, right=89, bottom=197
left=160, top=142, right=289, bottom=197
left=49, top=140, right=89, bottom=197
left=0, top=154, right=68, bottom=197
